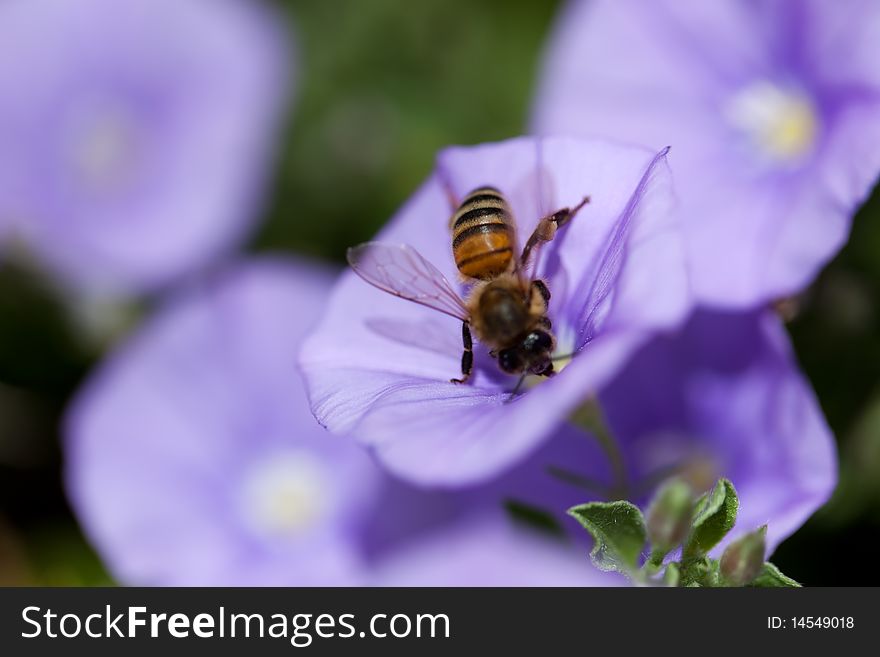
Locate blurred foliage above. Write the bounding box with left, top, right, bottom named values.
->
left=0, top=262, right=92, bottom=393
left=255, top=0, right=560, bottom=260
left=0, top=0, right=878, bottom=586
left=818, top=386, right=880, bottom=528
left=787, top=190, right=880, bottom=436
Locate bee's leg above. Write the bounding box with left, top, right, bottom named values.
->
left=529, top=280, right=552, bottom=317
left=451, top=321, right=473, bottom=384
left=520, top=195, right=590, bottom=270
left=532, top=279, right=551, bottom=303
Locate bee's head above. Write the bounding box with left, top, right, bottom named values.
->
left=498, top=329, right=555, bottom=376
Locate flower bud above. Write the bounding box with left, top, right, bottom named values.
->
left=646, top=479, right=693, bottom=555
left=720, top=526, right=767, bottom=586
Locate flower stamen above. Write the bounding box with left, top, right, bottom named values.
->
left=725, top=80, right=819, bottom=166
left=67, top=99, right=143, bottom=194
left=237, top=450, right=332, bottom=541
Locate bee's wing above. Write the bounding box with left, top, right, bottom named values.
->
left=346, top=242, right=469, bottom=321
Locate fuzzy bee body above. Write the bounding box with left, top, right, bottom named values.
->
left=347, top=184, right=590, bottom=387
left=451, top=187, right=515, bottom=280
left=466, top=272, right=556, bottom=378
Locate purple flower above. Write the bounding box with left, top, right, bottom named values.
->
left=594, top=309, right=836, bottom=554
left=0, top=0, right=290, bottom=293
left=533, top=0, right=880, bottom=308
left=65, top=257, right=617, bottom=586
left=66, top=259, right=376, bottom=585
left=371, top=515, right=623, bottom=586
left=300, top=136, right=691, bottom=486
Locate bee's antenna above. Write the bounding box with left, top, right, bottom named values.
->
left=505, top=353, right=578, bottom=402
left=505, top=373, right=529, bottom=402
left=551, top=351, right=578, bottom=363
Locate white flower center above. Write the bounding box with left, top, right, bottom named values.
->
left=236, top=450, right=333, bottom=541
left=725, top=80, right=819, bottom=166
left=551, top=325, right=578, bottom=374
left=67, top=101, right=143, bottom=194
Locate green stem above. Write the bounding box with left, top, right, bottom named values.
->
left=648, top=547, right=667, bottom=570
left=637, top=547, right=669, bottom=582
left=544, top=465, right=612, bottom=499
left=570, top=398, right=629, bottom=499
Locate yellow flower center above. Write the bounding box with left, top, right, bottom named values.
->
left=726, top=81, right=819, bottom=165
left=68, top=100, right=143, bottom=194
left=237, top=450, right=332, bottom=541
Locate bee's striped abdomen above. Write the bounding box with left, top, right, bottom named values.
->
left=451, top=186, right=515, bottom=280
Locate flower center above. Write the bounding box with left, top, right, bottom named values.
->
left=725, top=80, right=819, bottom=166
left=236, top=450, right=333, bottom=542
left=551, top=326, right=578, bottom=374
left=66, top=100, right=144, bottom=195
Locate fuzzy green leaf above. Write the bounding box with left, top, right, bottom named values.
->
left=749, top=562, right=802, bottom=587
left=683, top=478, right=739, bottom=558
left=568, top=501, right=646, bottom=573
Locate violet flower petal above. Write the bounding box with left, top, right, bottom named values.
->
left=300, top=136, right=690, bottom=486
left=65, top=259, right=380, bottom=585
left=533, top=0, right=880, bottom=307
left=0, top=0, right=291, bottom=293
left=67, top=256, right=633, bottom=586
left=599, top=308, right=837, bottom=555
left=371, top=515, right=625, bottom=586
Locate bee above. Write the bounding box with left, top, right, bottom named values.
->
left=347, top=186, right=589, bottom=385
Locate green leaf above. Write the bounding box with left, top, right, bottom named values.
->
left=568, top=501, right=646, bottom=573
left=683, top=478, right=739, bottom=559
left=749, top=562, right=802, bottom=588
left=503, top=499, right=564, bottom=536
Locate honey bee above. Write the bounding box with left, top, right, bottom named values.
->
left=347, top=186, right=589, bottom=385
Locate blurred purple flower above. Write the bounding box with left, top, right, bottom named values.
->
left=65, top=257, right=617, bottom=586
left=533, top=0, right=880, bottom=308
left=371, top=515, right=623, bottom=586
left=0, top=0, right=290, bottom=293
left=300, top=136, right=691, bottom=486
left=593, top=309, right=836, bottom=555
left=66, top=260, right=375, bottom=585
